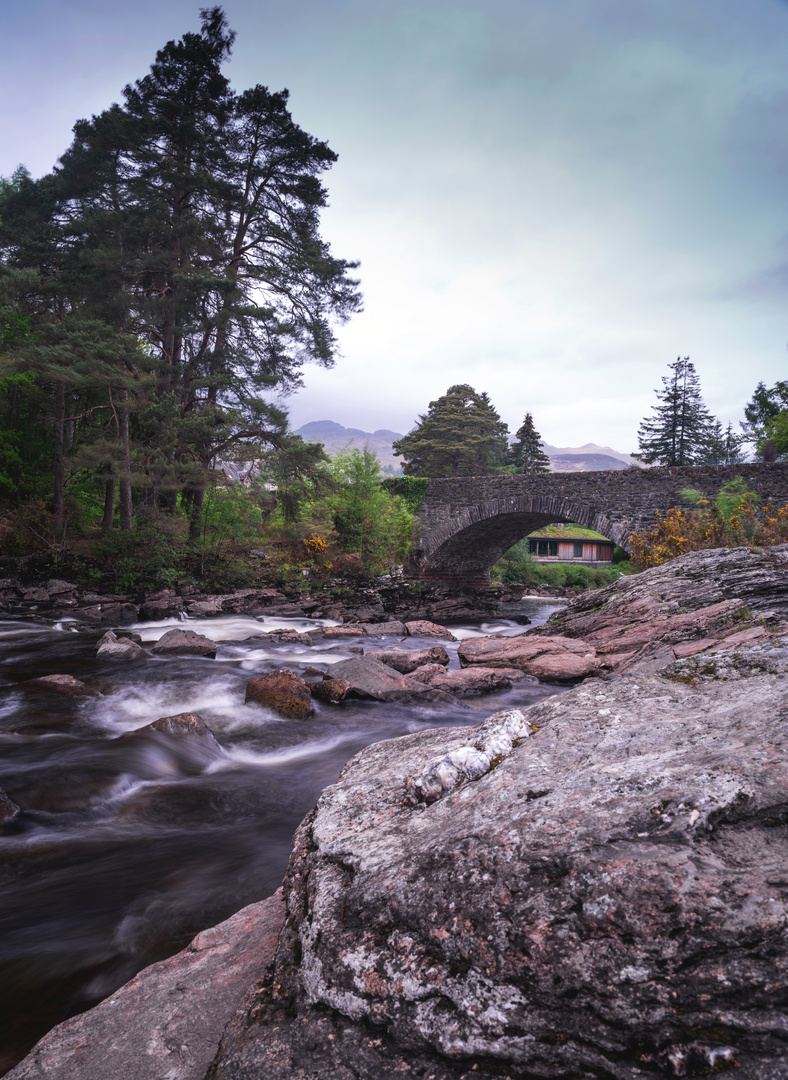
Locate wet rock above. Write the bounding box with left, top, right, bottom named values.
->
left=138, top=593, right=185, bottom=620
left=320, top=625, right=367, bottom=639
left=21, top=588, right=49, bottom=602
left=327, top=655, right=449, bottom=702
left=360, top=621, right=407, bottom=636
left=144, top=712, right=220, bottom=743
left=96, top=631, right=151, bottom=661
left=0, top=788, right=20, bottom=822
left=245, top=670, right=313, bottom=720
left=302, top=665, right=326, bottom=678
left=185, top=599, right=224, bottom=616
left=5, top=891, right=285, bottom=1080
left=459, top=633, right=601, bottom=680
left=151, top=628, right=217, bottom=658
left=78, top=602, right=139, bottom=625
left=410, top=663, right=527, bottom=695
left=23, top=673, right=98, bottom=696
left=245, top=630, right=313, bottom=645
left=404, top=619, right=457, bottom=640
left=308, top=678, right=352, bottom=704
left=368, top=645, right=449, bottom=673
left=209, top=651, right=788, bottom=1080
left=45, top=579, right=78, bottom=597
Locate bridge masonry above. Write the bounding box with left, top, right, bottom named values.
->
left=406, top=463, right=788, bottom=588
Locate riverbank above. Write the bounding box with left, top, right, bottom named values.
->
left=0, top=574, right=561, bottom=627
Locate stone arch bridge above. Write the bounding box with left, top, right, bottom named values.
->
left=406, top=463, right=788, bottom=588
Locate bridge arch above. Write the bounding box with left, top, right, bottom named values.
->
left=406, top=464, right=788, bottom=588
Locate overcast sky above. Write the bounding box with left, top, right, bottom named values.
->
left=3, top=0, right=787, bottom=452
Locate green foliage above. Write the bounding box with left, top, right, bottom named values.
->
left=491, top=538, right=625, bottom=588
left=637, top=357, right=716, bottom=466
left=741, top=380, right=788, bottom=459
left=380, top=475, right=430, bottom=513
left=327, top=448, right=413, bottom=572
left=393, top=384, right=508, bottom=477
left=508, top=412, right=550, bottom=473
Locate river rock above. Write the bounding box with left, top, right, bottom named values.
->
left=207, top=645, right=788, bottom=1080
left=459, top=632, right=601, bottom=680
left=308, top=678, right=352, bottom=704
left=368, top=645, right=450, bottom=673
left=138, top=594, right=185, bottom=620
left=5, top=891, right=285, bottom=1080
left=185, top=599, right=224, bottom=616
left=79, top=602, right=139, bottom=625
left=410, top=663, right=527, bottom=695
left=245, top=670, right=313, bottom=719
left=0, top=788, right=20, bottom=822
left=360, top=621, right=407, bottom=637
left=320, top=625, right=367, bottom=638
left=23, top=673, right=98, bottom=696
left=45, top=579, right=78, bottom=597
left=404, top=619, right=457, bottom=640
left=327, top=655, right=450, bottom=702
left=96, top=631, right=151, bottom=661
left=535, top=544, right=788, bottom=673
left=245, top=629, right=313, bottom=645
left=151, top=628, right=217, bottom=658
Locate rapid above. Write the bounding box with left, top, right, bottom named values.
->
left=0, top=598, right=565, bottom=1073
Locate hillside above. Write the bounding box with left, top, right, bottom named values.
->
left=294, top=423, right=643, bottom=474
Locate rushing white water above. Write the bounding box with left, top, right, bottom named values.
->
left=0, top=596, right=565, bottom=1071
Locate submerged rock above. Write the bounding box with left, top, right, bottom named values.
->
left=308, top=678, right=352, bottom=704
left=245, top=670, right=313, bottom=720
left=0, top=788, right=20, bottom=822
left=23, top=673, right=98, bottom=696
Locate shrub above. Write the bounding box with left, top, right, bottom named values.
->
left=630, top=479, right=788, bottom=570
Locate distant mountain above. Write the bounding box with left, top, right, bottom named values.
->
left=542, top=443, right=643, bottom=471
left=294, top=423, right=642, bottom=475
left=294, top=421, right=405, bottom=472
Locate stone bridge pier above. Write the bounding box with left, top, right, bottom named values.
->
left=406, top=463, right=788, bottom=588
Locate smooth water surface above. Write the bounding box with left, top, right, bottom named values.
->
left=0, top=598, right=565, bottom=1072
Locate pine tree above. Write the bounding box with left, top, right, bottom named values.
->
left=0, top=7, right=361, bottom=535
left=508, top=412, right=550, bottom=473
left=702, top=419, right=747, bottom=465
left=637, top=357, right=715, bottom=466
left=392, top=384, right=509, bottom=477
left=741, top=380, right=788, bottom=460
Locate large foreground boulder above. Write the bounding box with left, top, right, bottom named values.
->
left=207, top=641, right=788, bottom=1079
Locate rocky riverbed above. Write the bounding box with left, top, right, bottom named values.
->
left=5, top=545, right=788, bottom=1079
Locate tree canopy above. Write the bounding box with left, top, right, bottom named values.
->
left=637, top=357, right=717, bottom=466
left=392, top=384, right=509, bottom=477
left=508, top=412, right=550, bottom=473
left=741, top=380, right=788, bottom=461
left=0, top=7, right=360, bottom=536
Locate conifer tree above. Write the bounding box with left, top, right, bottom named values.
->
left=0, top=7, right=360, bottom=536
left=392, top=384, right=509, bottom=477
left=637, top=357, right=715, bottom=466
left=508, top=412, right=551, bottom=473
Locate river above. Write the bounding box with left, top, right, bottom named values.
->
left=0, top=597, right=565, bottom=1073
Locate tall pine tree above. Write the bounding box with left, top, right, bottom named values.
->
left=508, top=413, right=550, bottom=473
left=393, top=384, right=509, bottom=477
left=0, top=7, right=361, bottom=536
left=637, top=357, right=715, bottom=466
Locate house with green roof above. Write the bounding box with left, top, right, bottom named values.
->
left=526, top=523, right=614, bottom=565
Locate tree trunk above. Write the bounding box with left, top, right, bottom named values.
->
left=53, top=382, right=65, bottom=534
left=188, top=485, right=205, bottom=542
left=102, top=474, right=115, bottom=536
left=118, top=392, right=133, bottom=531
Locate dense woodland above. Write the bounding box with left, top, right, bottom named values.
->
left=1, top=12, right=786, bottom=594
